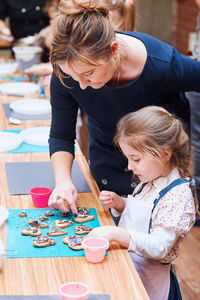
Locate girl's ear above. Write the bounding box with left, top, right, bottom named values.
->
left=111, top=41, right=118, bottom=58
left=163, top=148, right=172, bottom=162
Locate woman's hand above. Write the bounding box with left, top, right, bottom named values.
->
left=48, top=181, right=78, bottom=214
left=99, top=190, right=125, bottom=212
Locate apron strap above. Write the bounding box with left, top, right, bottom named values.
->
left=133, top=182, right=148, bottom=197
left=148, top=178, right=189, bottom=233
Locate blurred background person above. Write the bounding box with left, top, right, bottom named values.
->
left=186, top=0, right=200, bottom=225
left=0, top=0, right=50, bottom=42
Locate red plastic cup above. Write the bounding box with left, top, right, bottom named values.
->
left=82, top=237, right=109, bottom=263
left=59, top=282, right=90, bottom=300
left=30, top=187, right=52, bottom=208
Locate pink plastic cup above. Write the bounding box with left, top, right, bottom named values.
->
left=82, top=237, right=109, bottom=263
left=30, top=186, right=52, bottom=208
left=59, top=282, right=90, bottom=300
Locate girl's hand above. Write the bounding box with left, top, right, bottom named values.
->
left=87, top=226, right=115, bottom=242
left=99, top=190, right=125, bottom=212
left=48, top=182, right=78, bottom=214
left=87, top=226, right=130, bottom=248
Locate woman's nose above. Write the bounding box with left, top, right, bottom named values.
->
left=79, top=78, right=90, bottom=90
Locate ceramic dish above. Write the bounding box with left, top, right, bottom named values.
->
left=9, top=99, right=51, bottom=115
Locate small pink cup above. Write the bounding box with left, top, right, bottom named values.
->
left=30, top=186, right=52, bottom=208
left=82, top=237, right=109, bottom=263
left=59, top=282, right=90, bottom=300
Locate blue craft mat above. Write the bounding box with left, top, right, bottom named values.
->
left=2, top=130, right=77, bottom=153
left=6, top=208, right=103, bottom=258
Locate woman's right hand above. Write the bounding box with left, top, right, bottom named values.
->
left=48, top=182, right=78, bottom=214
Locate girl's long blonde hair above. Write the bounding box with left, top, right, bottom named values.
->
left=114, top=106, right=200, bottom=217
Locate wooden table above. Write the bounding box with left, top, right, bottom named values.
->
left=0, top=88, right=149, bottom=299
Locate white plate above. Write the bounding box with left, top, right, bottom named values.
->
left=9, top=99, right=51, bottom=115
left=0, top=206, right=9, bottom=227
left=0, top=62, right=18, bottom=75
left=0, top=132, right=23, bottom=152
left=19, top=126, right=50, bottom=146
left=0, top=82, right=39, bottom=96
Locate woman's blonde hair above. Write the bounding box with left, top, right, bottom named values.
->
left=99, top=0, right=135, bottom=31
left=50, top=0, right=116, bottom=82
left=114, top=106, right=199, bottom=216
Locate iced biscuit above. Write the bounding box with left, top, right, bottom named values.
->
left=19, top=211, right=27, bottom=217
left=75, top=225, right=92, bottom=235
left=77, top=207, right=90, bottom=215
left=74, top=214, right=95, bottom=223
left=61, top=211, right=70, bottom=217
left=33, top=236, right=56, bottom=248
left=21, top=227, right=41, bottom=237
left=44, top=210, right=55, bottom=217
left=47, top=227, right=68, bottom=236
left=28, top=219, right=38, bottom=226
left=38, top=222, right=49, bottom=229
left=39, top=215, right=49, bottom=221
left=54, top=219, right=74, bottom=228
left=63, top=236, right=84, bottom=250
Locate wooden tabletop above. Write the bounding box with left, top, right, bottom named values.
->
left=0, top=84, right=149, bottom=299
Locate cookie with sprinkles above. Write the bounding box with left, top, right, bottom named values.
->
left=63, top=236, right=84, bottom=250
left=77, top=207, right=90, bottom=215
left=19, top=211, right=27, bottom=217
left=38, top=222, right=49, bottom=229
left=21, top=227, right=41, bottom=237
left=44, top=210, right=55, bottom=217
left=28, top=219, right=38, bottom=226
left=47, top=227, right=68, bottom=236
left=75, top=225, right=92, bottom=235
left=54, top=219, right=74, bottom=228
left=74, top=214, right=95, bottom=223
left=33, top=236, right=56, bottom=248
left=39, top=215, right=49, bottom=221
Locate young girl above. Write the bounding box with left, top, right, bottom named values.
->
left=88, top=106, right=197, bottom=300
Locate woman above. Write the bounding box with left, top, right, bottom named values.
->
left=48, top=0, right=200, bottom=214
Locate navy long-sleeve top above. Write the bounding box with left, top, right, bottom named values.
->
left=50, top=32, right=200, bottom=157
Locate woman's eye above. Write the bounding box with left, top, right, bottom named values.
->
left=133, top=159, right=140, bottom=162
left=85, top=71, right=94, bottom=76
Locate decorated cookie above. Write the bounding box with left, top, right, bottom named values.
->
left=54, top=219, right=74, bottom=228
left=33, top=236, right=56, bottom=248
left=63, top=236, right=84, bottom=250
left=19, top=211, right=27, bottom=217
left=75, top=225, right=92, bottom=235
left=44, top=210, right=55, bottom=217
left=47, top=227, right=68, bottom=236
left=38, top=222, right=49, bottom=229
left=74, top=214, right=95, bottom=223
left=28, top=219, right=38, bottom=226
left=77, top=207, right=90, bottom=215
left=61, top=211, right=70, bottom=217
left=39, top=215, right=49, bottom=221
left=21, top=227, right=41, bottom=237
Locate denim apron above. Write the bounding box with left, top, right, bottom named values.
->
left=119, top=178, right=187, bottom=300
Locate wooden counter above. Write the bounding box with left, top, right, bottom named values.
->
left=0, top=89, right=149, bottom=299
